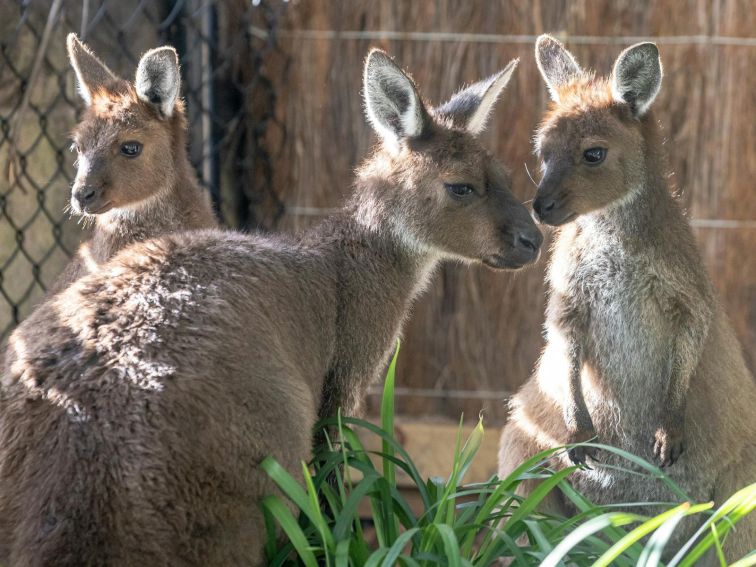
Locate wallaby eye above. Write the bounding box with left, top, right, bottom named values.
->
left=444, top=183, right=475, bottom=199
left=120, top=141, right=142, bottom=158
left=583, top=147, right=607, bottom=165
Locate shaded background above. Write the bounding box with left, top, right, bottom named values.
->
left=1, top=2, right=754, bottom=473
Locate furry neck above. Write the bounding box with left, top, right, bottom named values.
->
left=303, top=173, right=441, bottom=314
left=348, top=175, right=439, bottom=290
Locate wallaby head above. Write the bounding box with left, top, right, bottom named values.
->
left=67, top=34, right=185, bottom=216
left=357, top=50, right=542, bottom=270
left=532, top=35, right=663, bottom=225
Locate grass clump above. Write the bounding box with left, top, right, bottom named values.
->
left=263, top=343, right=756, bottom=566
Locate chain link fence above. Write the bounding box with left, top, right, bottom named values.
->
left=0, top=0, right=288, bottom=340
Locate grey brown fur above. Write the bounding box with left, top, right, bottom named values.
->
left=0, top=50, right=540, bottom=565
left=498, top=36, right=756, bottom=560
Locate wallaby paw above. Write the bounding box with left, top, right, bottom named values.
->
left=566, top=428, right=598, bottom=468
left=653, top=426, right=684, bottom=467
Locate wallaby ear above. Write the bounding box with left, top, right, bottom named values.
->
left=611, top=42, right=662, bottom=117
left=363, top=49, right=427, bottom=147
left=67, top=33, right=117, bottom=105
left=135, top=46, right=181, bottom=118
left=535, top=34, right=582, bottom=102
left=435, top=59, right=518, bottom=136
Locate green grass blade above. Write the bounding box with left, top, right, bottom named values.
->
left=674, top=482, right=756, bottom=567
left=261, top=496, right=319, bottom=567
left=333, top=472, right=381, bottom=540
left=474, top=447, right=567, bottom=527
left=335, top=539, right=351, bottom=567
left=594, top=502, right=713, bottom=567
left=541, top=512, right=639, bottom=567
left=504, top=467, right=574, bottom=528
left=381, top=340, right=400, bottom=487
left=637, top=504, right=690, bottom=567
left=364, top=548, right=389, bottom=567
left=578, top=443, right=691, bottom=501
left=301, top=461, right=335, bottom=558
left=457, top=416, right=485, bottom=486
left=729, top=553, right=756, bottom=567
left=262, top=457, right=324, bottom=533
left=433, top=524, right=462, bottom=567
left=381, top=527, right=420, bottom=567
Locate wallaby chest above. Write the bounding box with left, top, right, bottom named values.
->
left=547, top=223, right=679, bottom=422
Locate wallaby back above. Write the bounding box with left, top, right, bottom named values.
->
left=0, top=50, right=540, bottom=565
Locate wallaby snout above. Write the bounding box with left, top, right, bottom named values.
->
left=71, top=152, right=112, bottom=215
left=532, top=160, right=577, bottom=225
left=515, top=225, right=542, bottom=258
left=495, top=205, right=543, bottom=268
left=72, top=184, right=108, bottom=214
left=71, top=155, right=110, bottom=214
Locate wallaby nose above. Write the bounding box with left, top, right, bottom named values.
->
left=517, top=229, right=543, bottom=254
left=81, top=188, right=96, bottom=204
left=533, top=197, right=555, bottom=218
left=75, top=186, right=98, bottom=207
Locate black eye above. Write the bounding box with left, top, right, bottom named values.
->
left=120, top=141, right=142, bottom=158
left=583, top=147, right=606, bottom=165
left=444, top=183, right=475, bottom=199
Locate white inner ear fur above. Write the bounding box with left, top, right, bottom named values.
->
left=611, top=44, right=662, bottom=117
left=465, top=60, right=518, bottom=136
left=535, top=36, right=582, bottom=103
left=364, top=56, right=423, bottom=149
left=136, top=48, right=180, bottom=118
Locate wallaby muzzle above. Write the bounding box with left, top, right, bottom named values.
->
left=533, top=161, right=575, bottom=226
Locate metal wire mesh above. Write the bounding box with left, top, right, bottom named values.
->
left=0, top=0, right=288, bottom=341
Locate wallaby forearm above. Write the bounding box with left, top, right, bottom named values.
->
left=550, top=297, right=593, bottom=436
left=652, top=297, right=711, bottom=466
left=663, top=299, right=712, bottom=418
left=563, top=341, right=592, bottom=434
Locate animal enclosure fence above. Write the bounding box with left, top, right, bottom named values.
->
left=1, top=1, right=754, bottom=440
left=0, top=0, right=288, bottom=337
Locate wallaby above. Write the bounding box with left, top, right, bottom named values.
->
left=52, top=34, right=216, bottom=293
left=0, top=37, right=217, bottom=405
left=498, top=36, right=756, bottom=560
left=0, top=50, right=540, bottom=566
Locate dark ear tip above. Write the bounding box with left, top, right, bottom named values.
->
left=634, top=42, right=659, bottom=56
left=624, top=42, right=660, bottom=62
left=142, top=46, right=179, bottom=65
left=365, top=48, right=391, bottom=67
left=536, top=34, right=562, bottom=50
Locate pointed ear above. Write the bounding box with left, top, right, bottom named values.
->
left=135, top=47, right=181, bottom=118
left=67, top=33, right=117, bottom=105
left=363, top=49, right=427, bottom=147
left=611, top=42, right=662, bottom=117
left=435, top=59, right=518, bottom=136
left=535, top=34, right=582, bottom=102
